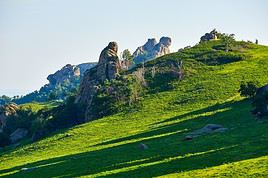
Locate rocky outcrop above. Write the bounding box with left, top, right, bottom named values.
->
left=200, top=29, right=219, bottom=42
left=133, top=37, right=172, bottom=64
left=14, top=62, right=97, bottom=104
left=0, top=103, right=18, bottom=132
left=47, top=64, right=80, bottom=85
left=47, top=63, right=96, bottom=86
left=185, top=124, right=227, bottom=140
left=76, top=42, right=121, bottom=121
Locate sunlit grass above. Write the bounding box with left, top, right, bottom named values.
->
left=0, top=41, right=268, bottom=177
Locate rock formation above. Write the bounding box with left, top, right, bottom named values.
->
left=0, top=103, right=18, bottom=132
left=133, top=37, right=172, bottom=64
left=76, top=42, right=121, bottom=121
left=200, top=29, right=219, bottom=42
left=185, top=124, right=227, bottom=140
left=47, top=63, right=96, bottom=86
left=14, top=62, right=97, bottom=104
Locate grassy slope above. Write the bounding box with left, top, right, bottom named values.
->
left=19, top=101, right=61, bottom=113
left=0, top=41, right=268, bottom=177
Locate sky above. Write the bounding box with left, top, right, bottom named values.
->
left=0, top=0, right=268, bottom=96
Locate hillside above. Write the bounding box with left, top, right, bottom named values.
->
left=0, top=40, right=268, bottom=177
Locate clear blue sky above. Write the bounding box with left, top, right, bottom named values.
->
left=0, top=0, right=267, bottom=96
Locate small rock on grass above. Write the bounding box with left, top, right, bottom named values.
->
left=139, top=143, right=148, bottom=150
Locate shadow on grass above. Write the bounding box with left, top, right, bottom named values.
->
left=1, top=99, right=267, bottom=178
left=94, top=99, right=238, bottom=147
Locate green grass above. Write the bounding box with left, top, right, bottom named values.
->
left=0, top=41, right=268, bottom=177
left=19, top=101, right=61, bottom=113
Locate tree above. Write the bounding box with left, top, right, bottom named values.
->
left=239, top=81, right=258, bottom=98
left=122, top=49, right=133, bottom=69
left=0, top=95, right=11, bottom=105
left=48, top=91, right=57, bottom=101
left=221, top=33, right=235, bottom=52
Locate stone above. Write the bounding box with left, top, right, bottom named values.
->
left=200, top=29, right=219, bottom=42
left=185, top=124, right=227, bottom=139
left=9, top=128, right=28, bottom=143
left=47, top=63, right=96, bottom=86
left=0, top=103, right=18, bottom=132
left=97, top=42, right=121, bottom=81
left=76, top=42, right=121, bottom=121
left=139, top=143, right=148, bottom=150
left=133, top=37, right=172, bottom=64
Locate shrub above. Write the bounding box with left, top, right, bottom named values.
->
left=239, top=81, right=258, bottom=98
left=4, top=109, right=36, bottom=135
left=45, top=95, right=86, bottom=130
left=88, top=75, right=144, bottom=119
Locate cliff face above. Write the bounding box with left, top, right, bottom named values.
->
left=76, top=42, right=121, bottom=121
left=46, top=63, right=96, bottom=86
left=133, top=37, right=172, bottom=64
left=47, top=64, right=80, bottom=86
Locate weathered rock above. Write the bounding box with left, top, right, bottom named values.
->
left=9, top=128, right=28, bottom=143
left=47, top=63, right=96, bottom=86
left=138, top=143, right=149, bottom=150
left=185, top=124, right=227, bottom=139
left=14, top=62, right=97, bottom=104
left=0, top=103, right=18, bottom=132
left=97, top=42, right=121, bottom=81
left=200, top=29, right=219, bottom=42
left=133, top=37, right=172, bottom=64
left=76, top=42, right=121, bottom=121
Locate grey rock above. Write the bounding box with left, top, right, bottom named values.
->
left=185, top=124, right=227, bottom=139
left=76, top=42, right=121, bottom=121
left=139, top=143, right=148, bottom=150
left=47, top=63, right=96, bottom=86
left=133, top=37, right=172, bottom=64
left=0, top=103, right=18, bottom=131
left=200, top=29, right=219, bottom=42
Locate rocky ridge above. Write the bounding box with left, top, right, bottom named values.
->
left=76, top=42, right=121, bottom=121
left=133, top=37, right=172, bottom=64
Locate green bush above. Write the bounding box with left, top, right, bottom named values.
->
left=4, top=109, right=36, bottom=135
left=239, top=81, right=259, bottom=98
left=88, top=75, right=144, bottom=119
